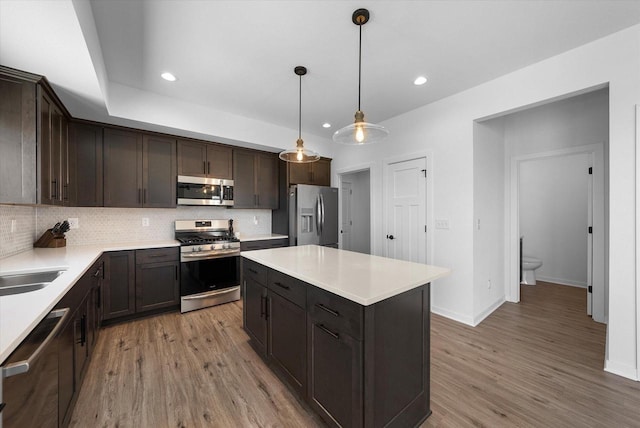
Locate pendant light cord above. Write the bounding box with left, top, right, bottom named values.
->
left=358, top=23, right=362, bottom=111
left=298, top=74, right=302, bottom=140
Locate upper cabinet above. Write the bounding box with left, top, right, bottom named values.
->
left=177, top=140, right=232, bottom=179
left=68, top=122, right=103, bottom=207
left=103, top=129, right=176, bottom=208
left=0, top=70, right=37, bottom=204
left=288, top=158, right=331, bottom=186
left=39, top=89, right=69, bottom=206
left=233, top=150, right=278, bottom=209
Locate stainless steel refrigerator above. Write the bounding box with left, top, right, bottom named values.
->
left=289, top=184, right=339, bottom=247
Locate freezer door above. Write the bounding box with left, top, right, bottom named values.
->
left=319, top=187, right=339, bottom=247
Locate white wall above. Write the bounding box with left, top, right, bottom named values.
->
left=519, top=154, right=590, bottom=286
left=331, top=25, right=640, bottom=379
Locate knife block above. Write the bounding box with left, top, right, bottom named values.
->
left=34, top=229, right=67, bottom=248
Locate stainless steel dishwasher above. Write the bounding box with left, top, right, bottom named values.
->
left=0, top=308, right=69, bottom=428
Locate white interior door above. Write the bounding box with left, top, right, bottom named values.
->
left=341, top=181, right=353, bottom=251
left=385, top=158, right=427, bottom=263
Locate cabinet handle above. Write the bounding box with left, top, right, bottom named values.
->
left=51, top=180, right=57, bottom=199
left=175, top=265, right=178, bottom=281
left=203, top=160, right=207, bottom=174
left=315, top=303, right=340, bottom=317
left=93, top=269, right=101, bottom=278
left=77, top=315, right=87, bottom=346
left=208, top=161, right=211, bottom=174
left=273, top=281, right=290, bottom=290
left=317, top=323, right=339, bottom=339
left=63, top=183, right=68, bottom=201
left=265, top=296, right=270, bottom=320
left=260, top=295, right=265, bottom=318
left=249, top=268, right=258, bottom=274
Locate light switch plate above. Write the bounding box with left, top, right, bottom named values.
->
left=142, top=218, right=150, bottom=227
left=435, top=219, right=450, bottom=229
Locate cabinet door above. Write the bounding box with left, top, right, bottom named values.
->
left=87, top=260, right=103, bottom=354
left=289, top=162, right=311, bottom=185
left=256, top=153, right=278, bottom=208
left=103, top=128, right=143, bottom=207
left=207, top=144, right=233, bottom=179
left=143, top=134, right=176, bottom=208
left=103, top=251, right=136, bottom=319
left=74, top=296, right=90, bottom=387
left=135, top=261, right=180, bottom=313
left=268, top=291, right=306, bottom=394
left=58, top=314, right=75, bottom=428
left=243, top=277, right=268, bottom=353
left=177, top=139, right=207, bottom=177
left=307, top=320, right=363, bottom=428
left=233, top=150, right=257, bottom=208
left=39, top=92, right=54, bottom=204
left=50, top=104, right=63, bottom=205
left=312, top=159, right=331, bottom=186
left=68, top=122, right=103, bottom=206
left=0, top=75, right=37, bottom=204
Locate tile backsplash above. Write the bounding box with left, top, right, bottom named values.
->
left=0, top=205, right=272, bottom=258
left=0, top=205, right=37, bottom=259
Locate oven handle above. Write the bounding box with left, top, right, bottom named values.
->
left=181, top=250, right=240, bottom=259
left=182, top=287, right=240, bottom=300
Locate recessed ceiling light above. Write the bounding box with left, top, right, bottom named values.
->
left=161, top=72, right=177, bottom=82
left=322, top=123, right=331, bottom=128
left=414, top=76, right=427, bottom=86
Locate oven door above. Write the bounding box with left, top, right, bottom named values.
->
left=177, top=176, right=234, bottom=206
left=180, top=255, right=240, bottom=313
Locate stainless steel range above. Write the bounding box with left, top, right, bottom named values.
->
left=175, top=219, right=241, bottom=313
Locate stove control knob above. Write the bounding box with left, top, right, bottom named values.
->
left=197, top=246, right=202, bottom=252
left=210, top=245, right=215, bottom=251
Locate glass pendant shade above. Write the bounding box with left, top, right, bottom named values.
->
left=333, top=110, right=389, bottom=145
left=279, top=65, right=320, bottom=163
left=279, top=138, right=320, bottom=163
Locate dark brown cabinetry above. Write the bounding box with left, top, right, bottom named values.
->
left=68, top=122, right=103, bottom=206
left=102, top=250, right=136, bottom=320
left=233, top=150, right=278, bottom=208
left=177, top=139, right=233, bottom=179
left=103, top=129, right=176, bottom=208
left=0, top=70, right=37, bottom=204
left=288, top=157, right=332, bottom=186
left=135, top=248, right=180, bottom=313
left=243, top=258, right=432, bottom=428
left=103, top=248, right=179, bottom=321
left=39, top=90, right=69, bottom=205
left=55, top=258, right=103, bottom=428
left=240, top=237, right=289, bottom=251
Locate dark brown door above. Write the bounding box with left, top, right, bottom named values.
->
left=102, top=251, right=136, bottom=320
left=103, top=128, right=142, bottom=207
left=73, top=296, right=89, bottom=387
left=87, top=260, right=103, bottom=354
left=177, top=140, right=207, bottom=177
left=207, top=144, right=233, bottom=179
left=289, top=162, right=311, bottom=185
left=57, top=313, right=75, bottom=427
left=268, top=291, right=306, bottom=394
left=142, top=134, right=176, bottom=208
left=243, top=277, right=268, bottom=353
left=39, top=92, right=54, bottom=204
left=307, top=320, right=363, bottom=428
left=135, top=261, right=180, bottom=313
left=312, top=159, right=331, bottom=186
left=233, top=150, right=257, bottom=208
left=256, top=153, right=278, bottom=208
left=59, top=112, right=69, bottom=205
left=68, top=122, right=103, bottom=206
left=0, top=75, right=37, bottom=204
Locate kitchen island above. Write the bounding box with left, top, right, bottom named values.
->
left=241, top=245, right=450, bottom=428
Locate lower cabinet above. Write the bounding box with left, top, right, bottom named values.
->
left=103, top=247, right=180, bottom=321
left=56, top=257, right=103, bottom=428
left=243, top=275, right=268, bottom=353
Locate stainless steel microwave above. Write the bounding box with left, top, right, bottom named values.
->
left=177, top=175, right=234, bottom=206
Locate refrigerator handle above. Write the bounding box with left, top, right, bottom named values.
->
left=320, top=193, right=325, bottom=234
left=316, top=195, right=322, bottom=236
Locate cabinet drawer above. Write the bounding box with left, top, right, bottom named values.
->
left=240, top=238, right=289, bottom=251
left=243, top=258, right=267, bottom=285
left=136, top=247, right=179, bottom=265
left=267, top=269, right=306, bottom=309
left=308, top=286, right=363, bottom=341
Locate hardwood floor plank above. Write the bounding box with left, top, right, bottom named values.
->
left=72, top=283, right=640, bottom=428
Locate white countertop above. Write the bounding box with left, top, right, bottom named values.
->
left=241, top=245, right=450, bottom=306
left=0, top=240, right=179, bottom=363
left=239, top=234, right=288, bottom=242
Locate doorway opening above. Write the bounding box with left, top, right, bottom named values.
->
left=337, top=168, right=371, bottom=254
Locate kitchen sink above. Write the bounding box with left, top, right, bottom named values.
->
left=0, top=269, right=66, bottom=296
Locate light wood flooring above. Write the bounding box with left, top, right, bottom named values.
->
left=71, top=282, right=640, bottom=427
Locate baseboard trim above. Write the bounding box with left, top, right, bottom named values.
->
left=537, top=276, right=587, bottom=288
left=473, top=297, right=506, bottom=326
left=431, top=305, right=474, bottom=326
left=604, top=359, right=639, bottom=381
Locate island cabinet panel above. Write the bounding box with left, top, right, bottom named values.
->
left=242, top=256, right=433, bottom=428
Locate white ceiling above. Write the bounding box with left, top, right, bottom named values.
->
left=2, top=0, right=640, bottom=145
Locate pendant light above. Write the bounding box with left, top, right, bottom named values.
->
left=333, top=8, right=388, bottom=145
left=279, top=66, right=320, bottom=163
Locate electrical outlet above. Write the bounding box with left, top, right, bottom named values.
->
left=142, top=218, right=150, bottom=227
left=435, top=219, right=450, bottom=229
left=253, top=215, right=259, bottom=225
left=10, top=219, right=16, bottom=233
left=68, top=218, right=79, bottom=229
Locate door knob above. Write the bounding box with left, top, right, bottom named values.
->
left=387, top=234, right=395, bottom=240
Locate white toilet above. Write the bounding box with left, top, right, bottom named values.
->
left=521, top=256, right=543, bottom=285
